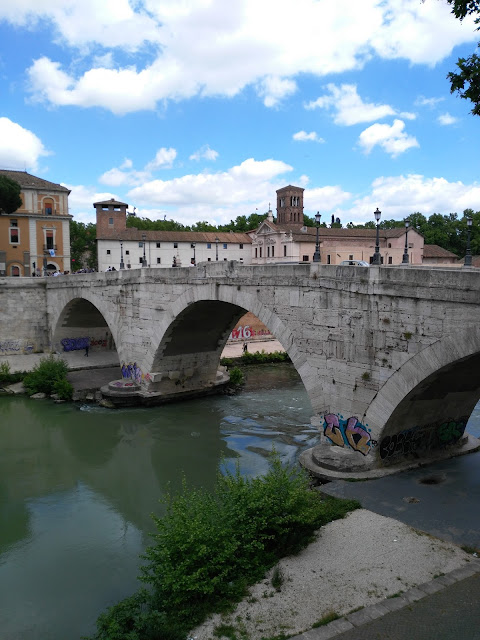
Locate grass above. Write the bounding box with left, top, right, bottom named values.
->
left=271, top=566, right=285, bottom=592
left=312, top=611, right=340, bottom=627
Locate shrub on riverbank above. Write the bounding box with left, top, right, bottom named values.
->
left=23, top=355, right=73, bottom=400
left=221, top=349, right=290, bottom=368
left=0, top=362, right=25, bottom=387
left=88, top=455, right=360, bottom=640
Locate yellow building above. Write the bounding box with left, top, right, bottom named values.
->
left=0, top=170, right=71, bottom=276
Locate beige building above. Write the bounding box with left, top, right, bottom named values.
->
left=422, top=244, right=460, bottom=266
left=0, top=170, right=71, bottom=276
left=248, top=185, right=424, bottom=266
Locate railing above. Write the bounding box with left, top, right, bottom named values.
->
left=43, top=245, right=58, bottom=252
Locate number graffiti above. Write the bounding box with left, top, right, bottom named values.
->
left=323, top=414, right=376, bottom=456
left=379, top=419, right=467, bottom=460
left=228, top=325, right=272, bottom=340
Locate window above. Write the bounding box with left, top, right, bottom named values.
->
left=9, top=227, right=19, bottom=244
left=388, top=243, right=392, bottom=248
left=302, top=255, right=309, bottom=262
left=157, top=257, right=161, bottom=264
left=207, top=257, right=211, bottom=262
left=174, top=242, right=178, bottom=248
left=239, top=243, right=243, bottom=249
left=125, top=250, right=130, bottom=255
left=349, top=254, right=353, bottom=260
left=291, top=196, right=299, bottom=206
left=138, top=242, right=143, bottom=247
left=327, top=254, right=331, bottom=264
left=11, top=265, right=20, bottom=276
left=139, top=257, right=143, bottom=264
left=10, top=219, right=18, bottom=226
left=106, top=250, right=111, bottom=255
left=156, top=242, right=161, bottom=248
left=280, top=197, right=285, bottom=207
left=207, top=243, right=212, bottom=249
left=46, top=230, right=54, bottom=250
left=271, top=246, right=275, bottom=258
left=109, top=217, right=114, bottom=225
left=267, top=246, right=270, bottom=257
left=223, top=243, right=227, bottom=249
left=260, top=247, right=262, bottom=258
left=44, top=199, right=54, bottom=215
left=224, top=257, right=227, bottom=261
left=388, top=256, right=393, bottom=264
left=284, top=246, right=287, bottom=257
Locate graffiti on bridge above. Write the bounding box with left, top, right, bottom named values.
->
left=379, top=419, right=467, bottom=460
left=0, top=339, right=35, bottom=354
left=323, top=413, right=376, bottom=456
left=121, top=362, right=152, bottom=385
left=229, top=325, right=272, bottom=341
left=61, top=337, right=107, bottom=351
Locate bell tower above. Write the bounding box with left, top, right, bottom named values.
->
left=276, top=185, right=304, bottom=227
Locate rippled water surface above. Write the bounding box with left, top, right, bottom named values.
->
left=0, top=364, right=318, bottom=640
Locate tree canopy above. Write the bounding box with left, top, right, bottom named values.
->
left=0, top=175, right=22, bottom=214
left=70, top=221, right=97, bottom=268
left=445, top=0, right=480, bottom=115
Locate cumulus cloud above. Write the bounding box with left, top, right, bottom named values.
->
left=190, top=145, right=219, bottom=161
left=358, top=119, right=419, bottom=157
left=99, top=148, right=177, bottom=187
left=145, top=148, right=177, bottom=171
left=293, top=131, right=325, bottom=143
left=13, top=0, right=477, bottom=114
left=415, top=95, right=445, bottom=108
left=65, top=184, right=119, bottom=222
left=342, top=174, right=480, bottom=224
left=305, top=84, right=398, bottom=125
left=438, top=112, right=458, bottom=126
left=0, top=117, right=50, bottom=171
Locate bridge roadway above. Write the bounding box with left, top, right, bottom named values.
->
left=1, top=261, right=480, bottom=477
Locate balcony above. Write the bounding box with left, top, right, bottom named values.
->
left=43, top=245, right=58, bottom=252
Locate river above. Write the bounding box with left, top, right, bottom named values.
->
left=0, top=364, right=319, bottom=640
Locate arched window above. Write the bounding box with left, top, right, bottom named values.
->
left=11, top=265, right=20, bottom=277
left=44, top=199, right=54, bottom=215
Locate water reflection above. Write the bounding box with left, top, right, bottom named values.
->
left=0, top=364, right=316, bottom=640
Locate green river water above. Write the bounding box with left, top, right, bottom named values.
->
left=0, top=364, right=318, bottom=640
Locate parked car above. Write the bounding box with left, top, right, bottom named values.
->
left=339, top=260, right=370, bottom=267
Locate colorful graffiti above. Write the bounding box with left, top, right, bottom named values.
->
left=0, top=339, right=21, bottom=353
left=323, top=414, right=375, bottom=456
left=229, top=325, right=272, bottom=341
left=120, top=363, right=152, bottom=386
left=61, top=337, right=107, bottom=351
left=379, top=419, right=467, bottom=460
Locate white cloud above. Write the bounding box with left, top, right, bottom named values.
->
left=65, top=184, right=119, bottom=222
left=145, top=148, right=177, bottom=171
left=14, top=0, right=477, bottom=114
left=293, top=131, right=325, bottom=143
left=305, top=84, right=397, bottom=125
left=342, top=174, right=480, bottom=224
left=358, top=119, right=419, bottom=157
left=0, top=117, right=50, bottom=171
left=415, top=95, right=445, bottom=108
left=438, top=112, right=458, bottom=126
left=190, top=145, right=219, bottom=161
left=305, top=186, right=352, bottom=212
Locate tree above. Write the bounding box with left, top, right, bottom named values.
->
left=0, top=175, right=22, bottom=213
left=445, top=0, right=480, bottom=115
left=70, top=221, right=97, bottom=268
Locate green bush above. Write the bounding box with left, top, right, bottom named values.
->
left=0, top=361, right=25, bottom=387
left=23, top=355, right=70, bottom=396
left=53, top=377, right=74, bottom=400
left=228, top=366, right=244, bottom=386
left=240, top=350, right=290, bottom=364
left=88, top=455, right=360, bottom=640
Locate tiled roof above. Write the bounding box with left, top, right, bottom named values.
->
left=94, top=198, right=129, bottom=207
left=252, top=222, right=412, bottom=242
left=0, top=169, right=70, bottom=193
left=423, top=244, right=459, bottom=258
left=458, top=255, right=480, bottom=266
left=97, top=229, right=252, bottom=243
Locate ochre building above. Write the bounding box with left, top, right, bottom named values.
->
left=0, top=170, right=71, bottom=276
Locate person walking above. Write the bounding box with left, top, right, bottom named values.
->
left=243, top=341, right=248, bottom=353
left=84, top=342, right=89, bottom=357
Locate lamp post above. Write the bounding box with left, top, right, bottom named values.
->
left=191, top=242, right=196, bottom=265
left=402, top=219, right=409, bottom=264
left=215, top=237, right=219, bottom=261
left=120, top=241, right=125, bottom=269
left=142, top=233, right=147, bottom=267
left=372, top=207, right=382, bottom=265
left=465, top=217, right=473, bottom=267
left=313, top=211, right=321, bottom=262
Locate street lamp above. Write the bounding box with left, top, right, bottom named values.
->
left=120, top=241, right=125, bottom=269
left=465, top=218, right=473, bottom=267
left=402, top=220, right=409, bottom=265
left=142, top=233, right=147, bottom=267
left=313, top=211, right=321, bottom=262
left=372, top=207, right=382, bottom=265
left=191, top=242, right=196, bottom=265
left=215, top=237, right=219, bottom=261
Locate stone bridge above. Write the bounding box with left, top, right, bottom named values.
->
left=1, top=261, right=480, bottom=478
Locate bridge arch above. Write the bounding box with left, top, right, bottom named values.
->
left=365, top=326, right=480, bottom=465
left=50, top=293, right=119, bottom=359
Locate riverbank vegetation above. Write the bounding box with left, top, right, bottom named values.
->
left=221, top=349, right=290, bottom=368
left=88, top=455, right=360, bottom=640
left=23, top=355, right=73, bottom=400
left=0, top=362, right=25, bottom=388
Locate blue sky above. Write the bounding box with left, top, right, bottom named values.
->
left=1, top=0, right=479, bottom=226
